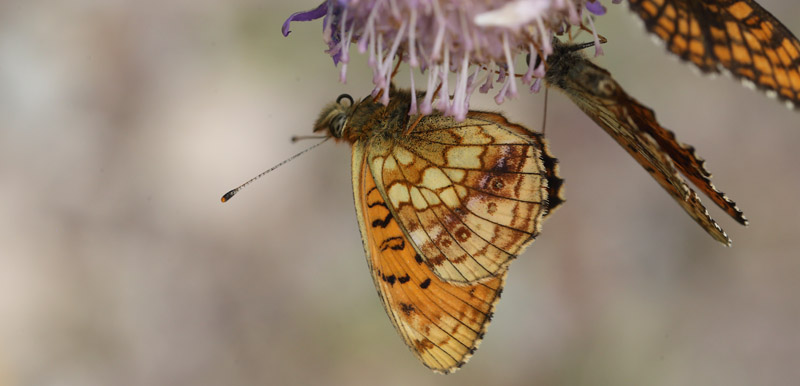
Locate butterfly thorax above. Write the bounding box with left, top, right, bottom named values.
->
left=314, top=89, right=416, bottom=145
left=545, top=44, right=616, bottom=99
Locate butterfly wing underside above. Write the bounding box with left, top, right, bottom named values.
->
left=361, top=114, right=563, bottom=284
left=628, top=0, right=800, bottom=108
left=547, top=49, right=744, bottom=245
left=351, top=141, right=506, bottom=373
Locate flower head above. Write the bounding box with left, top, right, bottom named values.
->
left=284, top=0, right=612, bottom=121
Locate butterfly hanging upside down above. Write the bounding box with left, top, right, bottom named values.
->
left=309, top=87, right=564, bottom=373
left=543, top=39, right=748, bottom=245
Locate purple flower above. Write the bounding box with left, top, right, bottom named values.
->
left=284, top=0, right=613, bottom=121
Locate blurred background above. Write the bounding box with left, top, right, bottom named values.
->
left=1, top=1, right=798, bottom=385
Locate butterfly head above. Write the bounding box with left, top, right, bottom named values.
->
left=314, top=93, right=357, bottom=141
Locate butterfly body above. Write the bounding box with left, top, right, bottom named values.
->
left=314, top=88, right=563, bottom=373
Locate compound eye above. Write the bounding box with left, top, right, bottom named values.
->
left=336, top=94, right=354, bottom=107
left=331, top=115, right=347, bottom=138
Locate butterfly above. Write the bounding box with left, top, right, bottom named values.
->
left=543, top=40, right=747, bottom=245
left=311, top=89, right=564, bottom=373
left=627, top=0, right=800, bottom=109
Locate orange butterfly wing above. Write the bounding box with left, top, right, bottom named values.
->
left=545, top=42, right=746, bottom=245
left=624, top=102, right=748, bottom=226
left=628, top=0, right=800, bottom=108
left=351, top=141, right=506, bottom=373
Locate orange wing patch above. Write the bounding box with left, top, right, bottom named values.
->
left=628, top=0, right=800, bottom=108
left=356, top=152, right=506, bottom=374
left=545, top=41, right=746, bottom=245
left=364, top=115, right=562, bottom=283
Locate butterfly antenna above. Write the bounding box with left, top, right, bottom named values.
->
left=291, top=135, right=327, bottom=143
left=221, top=137, right=330, bottom=203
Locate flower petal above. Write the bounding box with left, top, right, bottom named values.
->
left=282, top=1, right=329, bottom=37
left=586, top=1, right=607, bottom=16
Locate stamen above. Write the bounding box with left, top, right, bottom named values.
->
left=480, top=62, right=495, bottom=93
left=495, top=69, right=511, bottom=104
left=408, top=8, right=419, bottom=67
left=358, top=1, right=381, bottom=54
left=340, top=63, right=348, bottom=83
left=531, top=77, right=543, bottom=93
left=467, top=66, right=488, bottom=97
left=537, top=18, right=553, bottom=54
left=409, top=70, right=418, bottom=115
left=563, top=0, right=580, bottom=25
left=322, top=3, right=335, bottom=44
left=436, top=46, right=451, bottom=113
left=450, top=52, right=471, bottom=120
left=523, top=44, right=536, bottom=85
left=339, top=8, right=350, bottom=63
left=430, top=0, right=446, bottom=61
left=421, top=65, right=440, bottom=114
left=501, top=33, right=518, bottom=98
left=381, top=20, right=407, bottom=76
left=458, top=10, right=474, bottom=53
left=388, top=0, right=401, bottom=19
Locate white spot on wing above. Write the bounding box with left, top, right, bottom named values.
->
left=446, top=147, right=483, bottom=169
left=421, top=167, right=452, bottom=190
left=388, top=183, right=411, bottom=208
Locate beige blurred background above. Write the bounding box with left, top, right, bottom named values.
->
left=1, top=1, right=799, bottom=385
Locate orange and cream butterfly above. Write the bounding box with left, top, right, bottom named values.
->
left=627, top=0, right=800, bottom=108
left=223, top=88, right=564, bottom=373
left=544, top=40, right=747, bottom=245
left=313, top=89, right=563, bottom=372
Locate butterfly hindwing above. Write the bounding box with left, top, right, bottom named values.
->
left=628, top=0, right=800, bottom=108
left=352, top=141, right=506, bottom=373
left=363, top=113, right=563, bottom=283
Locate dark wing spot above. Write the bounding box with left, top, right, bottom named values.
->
left=400, top=302, right=416, bottom=316
left=420, top=278, right=431, bottom=289
left=492, top=178, right=505, bottom=190
left=429, top=254, right=446, bottom=266
left=398, top=274, right=410, bottom=284
left=371, top=212, right=393, bottom=228
left=380, top=237, right=405, bottom=251
left=414, top=338, right=434, bottom=352
left=455, top=227, right=471, bottom=242
left=414, top=253, right=424, bottom=264
left=366, top=187, right=387, bottom=208
left=382, top=274, right=396, bottom=286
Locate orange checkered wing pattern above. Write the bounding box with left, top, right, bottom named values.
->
left=545, top=41, right=746, bottom=245
left=364, top=113, right=563, bottom=283
left=344, top=90, right=564, bottom=372
left=353, top=145, right=506, bottom=373
left=628, top=0, right=800, bottom=108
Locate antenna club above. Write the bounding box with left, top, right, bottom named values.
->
left=221, top=190, right=237, bottom=203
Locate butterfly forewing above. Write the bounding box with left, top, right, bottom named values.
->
left=545, top=42, right=745, bottom=245
left=352, top=142, right=506, bottom=373
left=628, top=0, right=800, bottom=108
left=623, top=101, right=748, bottom=225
